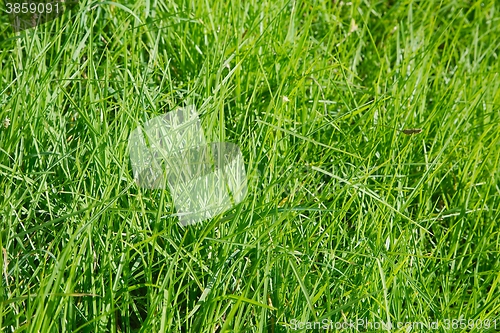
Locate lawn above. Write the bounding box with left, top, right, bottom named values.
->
left=1, top=0, right=500, bottom=332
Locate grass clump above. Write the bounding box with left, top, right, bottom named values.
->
left=1, top=0, right=500, bottom=332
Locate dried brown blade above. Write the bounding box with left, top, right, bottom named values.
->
left=402, top=128, right=422, bottom=135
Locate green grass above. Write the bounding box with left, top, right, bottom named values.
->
left=1, top=0, right=500, bottom=332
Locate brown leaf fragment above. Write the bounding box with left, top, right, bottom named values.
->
left=402, top=128, right=422, bottom=135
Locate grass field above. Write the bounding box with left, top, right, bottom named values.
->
left=1, top=0, right=500, bottom=332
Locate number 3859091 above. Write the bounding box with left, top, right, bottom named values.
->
left=5, top=2, right=60, bottom=14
